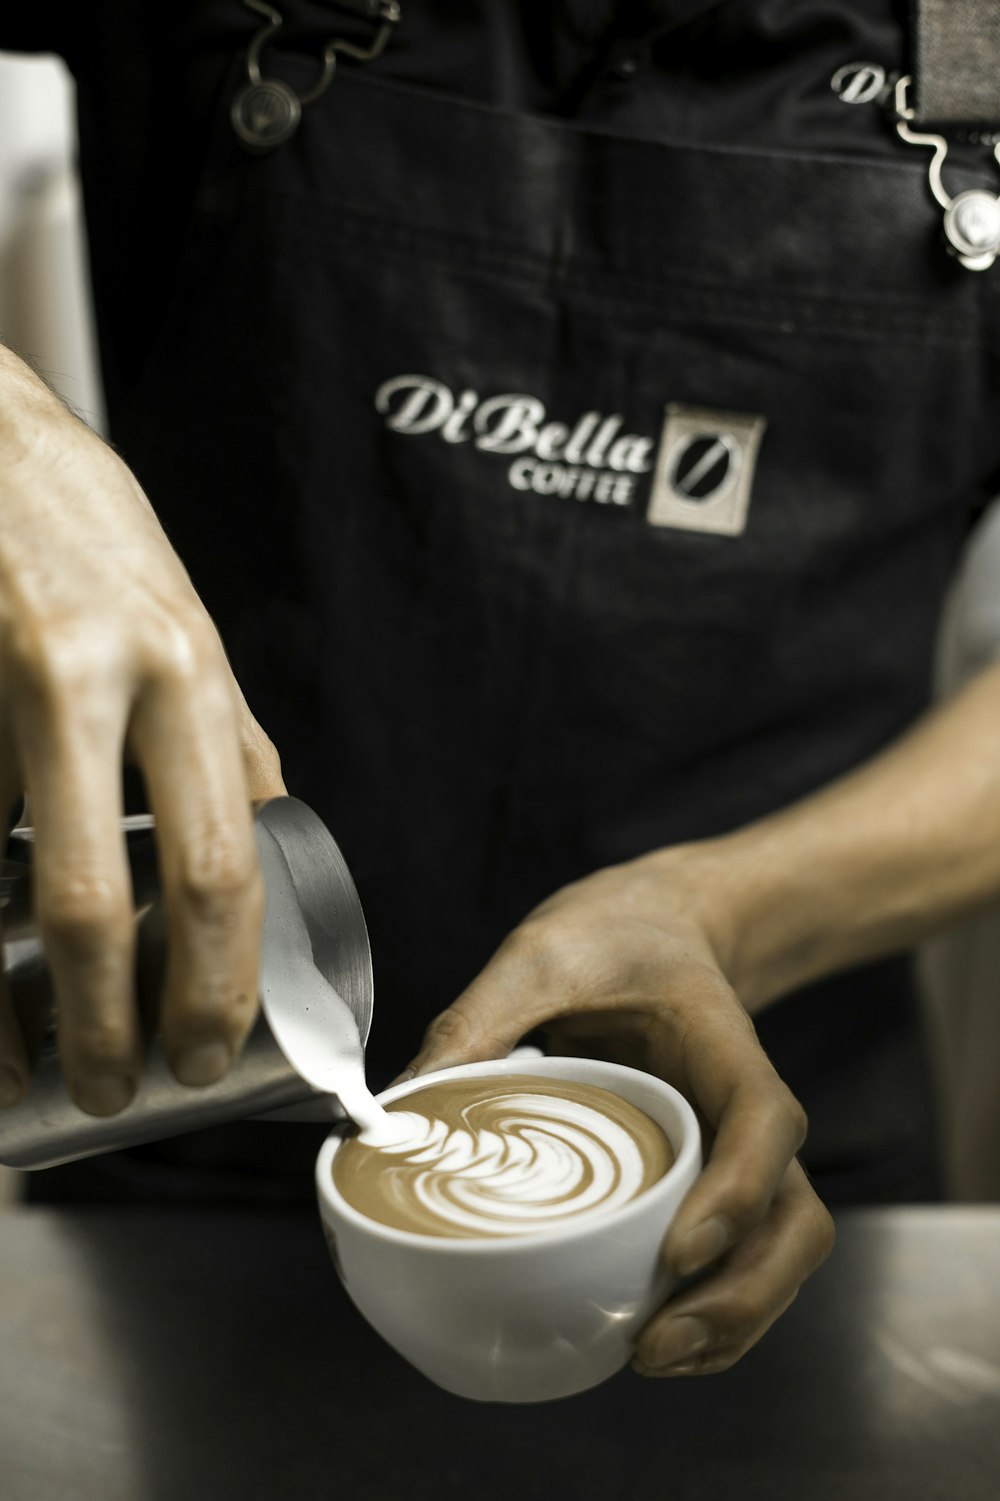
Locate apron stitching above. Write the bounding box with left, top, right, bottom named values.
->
left=197, top=232, right=983, bottom=350
left=213, top=182, right=980, bottom=315
left=215, top=247, right=985, bottom=349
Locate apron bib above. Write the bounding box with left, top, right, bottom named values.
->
left=112, top=39, right=999, bottom=1201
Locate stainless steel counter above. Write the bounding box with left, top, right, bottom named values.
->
left=0, top=1206, right=997, bottom=1500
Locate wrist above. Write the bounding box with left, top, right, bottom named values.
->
left=640, top=825, right=823, bottom=1015
left=638, top=837, right=756, bottom=988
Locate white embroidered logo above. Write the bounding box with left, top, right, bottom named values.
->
left=375, top=374, right=653, bottom=507
left=374, top=375, right=766, bottom=531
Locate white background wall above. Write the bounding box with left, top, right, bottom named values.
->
left=0, top=49, right=104, bottom=430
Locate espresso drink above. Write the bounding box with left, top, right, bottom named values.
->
left=331, top=1075, right=674, bottom=1238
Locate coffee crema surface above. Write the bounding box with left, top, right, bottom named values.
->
left=331, top=1075, right=674, bottom=1239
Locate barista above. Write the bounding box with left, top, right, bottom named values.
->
left=2, top=1, right=1000, bottom=1378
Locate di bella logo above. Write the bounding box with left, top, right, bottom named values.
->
left=374, top=375, right=766, bottom=537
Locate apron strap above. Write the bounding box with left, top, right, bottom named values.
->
left=912, top=0, right=1000, bottom=127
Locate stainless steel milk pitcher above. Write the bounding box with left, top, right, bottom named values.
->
left=0, top=797, right=373, bottom=1169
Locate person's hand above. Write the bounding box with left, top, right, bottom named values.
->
left=0, top=350, right=285, bottom=1116
left=402, top=846, right=835, bottom=1377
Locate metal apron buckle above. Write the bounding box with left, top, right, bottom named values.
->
left=231, top=0, right=401, bottom=153
left=893, top=74, right=1000, bottom=270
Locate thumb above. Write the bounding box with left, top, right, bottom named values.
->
left=407, top=920, right=596, bottom=1076
left=406, top=1002, right=520, bottom=1078
left=406, top=944, right=548, bottom=1075
left=236, top=695, right=288, bottom=801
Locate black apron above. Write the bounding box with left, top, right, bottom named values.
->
left=43, top=8, right=1000, bottom=1205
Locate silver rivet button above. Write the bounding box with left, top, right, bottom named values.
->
left=944, top=190, right=1000, bottom=257
left=231, top=79, right=302, bottom=152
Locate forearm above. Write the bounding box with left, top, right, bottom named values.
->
left=655, top=659, right=1000, bottom=1012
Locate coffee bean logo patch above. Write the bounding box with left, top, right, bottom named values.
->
left=669, top=434, right=738, bottom=502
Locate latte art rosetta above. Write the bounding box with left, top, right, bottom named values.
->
left=331, top=1076, right=674, bottom=1239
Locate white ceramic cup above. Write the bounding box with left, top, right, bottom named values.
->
left=314, top=1055, right=702, bottom=1403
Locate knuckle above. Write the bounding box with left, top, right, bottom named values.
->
left=175, top=831, right=261, bottom=924
left=750, top=1076, right=809, bottom=1152
left=11, top=619, right=121, bottom=706
left=69, top=1017, right=136, bottom=1072
left=424, top=1008, right=474, bottom=1050
left=713, top=1174, right=769, bottom=1234
left=142, top=631, right=240, bottom=725
left=40, top=872, right=130, bottom=949
left=781, top=1090, right=809, bottom=1151
left=141, top=607, right=219, bottom=682
left=420, top=1003, right=509, bottom=1064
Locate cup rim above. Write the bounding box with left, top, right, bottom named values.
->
left=314, top=1056, right=701, bottom=1254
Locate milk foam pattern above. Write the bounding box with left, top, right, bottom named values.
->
left=334, top=1078, right=671, bottom=1239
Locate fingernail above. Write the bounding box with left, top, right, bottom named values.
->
left=388, top=1067, right=416, bottom=1089
left=0, top=1064, right=26, bottom=1109
left=174, top=1043, right=231, bottom=1087
left=635, top=1360, right=703, bottom=1379
left=674, top=1215, right=731, bottom=1277
left=72, top=1074, right=136, bottom=1117
left=637, top=1316, right=710, bottom=1373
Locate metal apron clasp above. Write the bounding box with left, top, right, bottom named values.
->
left=893, top=74, right=1000, bottom=270
left=231, top=0, right=401, bottom=153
